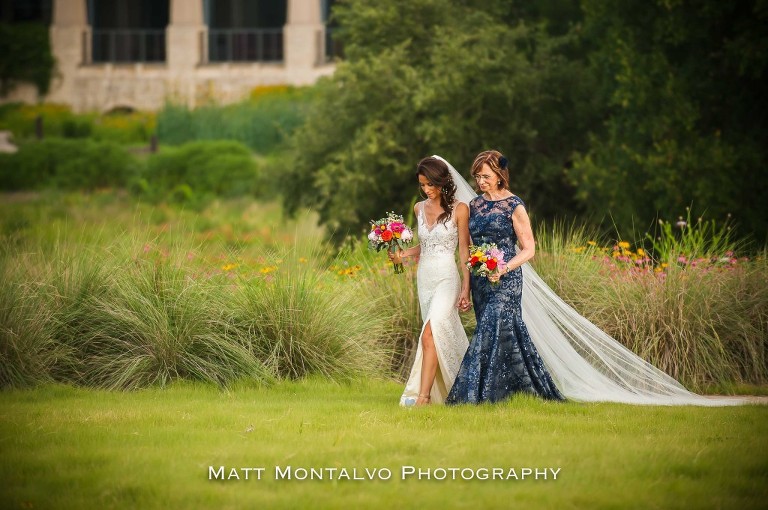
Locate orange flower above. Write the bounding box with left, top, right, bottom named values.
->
left=381, top=230, right=393, bottom=242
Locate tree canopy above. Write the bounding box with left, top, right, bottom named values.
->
left=284, top=0, right=767, bottom=244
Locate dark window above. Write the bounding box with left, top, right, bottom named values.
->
left=207, top=0, right=286, bottom=62
left=0, top=0, right=52, bottom=24
left=90, top=0, right=168, bottom=63
left=322, top=0, right=342, bottom=61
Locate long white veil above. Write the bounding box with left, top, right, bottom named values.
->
left=432, top=155, right=748, bottom=406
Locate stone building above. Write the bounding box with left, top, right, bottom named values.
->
left=1, top=0, right=338, bottom=111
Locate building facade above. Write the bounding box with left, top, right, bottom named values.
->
left=3, top=0, right=337, bottom=111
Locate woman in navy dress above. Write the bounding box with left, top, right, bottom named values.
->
left=446, top=150, right=564, bottom=404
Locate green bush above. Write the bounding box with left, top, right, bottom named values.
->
left=0, top=23, right=54, bottom=96
left=0, top=104, right=91, bottom=140
left=0, top=138, right=139, bottom=191
left=156, top=87, right=313, bottom=153
left=0, top=104, right=156, bottom=144
left=138, top=140, right=260, bottom=202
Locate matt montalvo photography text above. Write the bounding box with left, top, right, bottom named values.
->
left=208, top=465, right=562, bottom=482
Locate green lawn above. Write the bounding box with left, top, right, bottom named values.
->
left=1, top=379, right=766, bottom=509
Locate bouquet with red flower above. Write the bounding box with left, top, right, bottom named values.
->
left=368, top=212, right=414, bottom=274
left=467, top=243, right=506, bottom=286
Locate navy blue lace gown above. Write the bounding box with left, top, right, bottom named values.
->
left=446, top=195, right=565, bottom=404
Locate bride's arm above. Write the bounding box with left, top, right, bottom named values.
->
left=390, top=203, right=421, bottom=264
left=455, top=202, right=471, bottom=308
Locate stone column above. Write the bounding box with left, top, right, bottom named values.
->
left=284, top=0, right=324, bottom=73
left=167, top=0, right=205, bottom=68
left=48, top=0, right=88, bottom=103
left=167, top=0, right=206, bottom=106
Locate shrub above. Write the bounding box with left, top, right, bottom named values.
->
left=0, top=103, right=93, bottom=140
left=0, top=103, right=156, bottom=144
left=0, top=138, right=139, bottom=191
left=92, top=110, right=156, bottom=143
left=138, top=140, right=260, bottom=202
left=0, top=22, right=54, bottom=96
left=231, top=246, right=393, bottom=380
left=156, top=86, right=313, bottom=153
left=50, top=252, right=271, bottom=390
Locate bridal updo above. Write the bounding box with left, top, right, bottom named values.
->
left=471, top=149, right=510, bottom=191
left=416, top=156, right=457, bottom=226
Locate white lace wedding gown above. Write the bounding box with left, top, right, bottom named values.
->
left=399, top=203, right=470, bottom=406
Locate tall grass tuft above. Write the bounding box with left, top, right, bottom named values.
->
left=231, top=243, right=393, bottom=380
left=0, top=256, right=70, bottom=388
left=56, top=253, right=269, bottom=390
left=534, top=220, right=768, bottom=391
left=336, top=240, right=424, bottom=380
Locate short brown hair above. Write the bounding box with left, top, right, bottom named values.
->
left=471, top=150, right=509, bottom=190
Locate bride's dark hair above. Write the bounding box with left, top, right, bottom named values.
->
left=416, top=156, right=457, bottom=225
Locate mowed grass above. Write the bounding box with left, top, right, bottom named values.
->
left=1, top=379, right=766, bottom=510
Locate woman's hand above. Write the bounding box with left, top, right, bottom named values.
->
left=487, top=267, right=508, bottom=284
left=388, top=249, right=403, bottom=265
left=456, top=290, right=472, bottom=312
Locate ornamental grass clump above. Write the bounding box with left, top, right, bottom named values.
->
left=230, top=243, right=394, bottom=380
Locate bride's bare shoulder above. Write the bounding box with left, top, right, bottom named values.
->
left=454, top=201, right=469, bottom=214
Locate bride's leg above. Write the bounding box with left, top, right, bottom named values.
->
left=417, top=321, right=437, bottom=405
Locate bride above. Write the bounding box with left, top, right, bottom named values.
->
left=392, top=156, right=473, bottom=406
left=400, top=156, right=748, bottom=406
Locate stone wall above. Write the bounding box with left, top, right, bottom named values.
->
left=1, top=0, right=335, bottom=112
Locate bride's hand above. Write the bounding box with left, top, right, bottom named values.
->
left=456, top=292, right=472, bottom=312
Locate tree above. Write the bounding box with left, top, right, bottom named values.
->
left=283, top=0, right=598, bottom=239
left=571, top=0, right=768, bottom=241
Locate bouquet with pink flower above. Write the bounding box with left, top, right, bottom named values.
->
left=467, top=243, right=506, bottom=286
left=368, top=212, right=414, bottom=274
